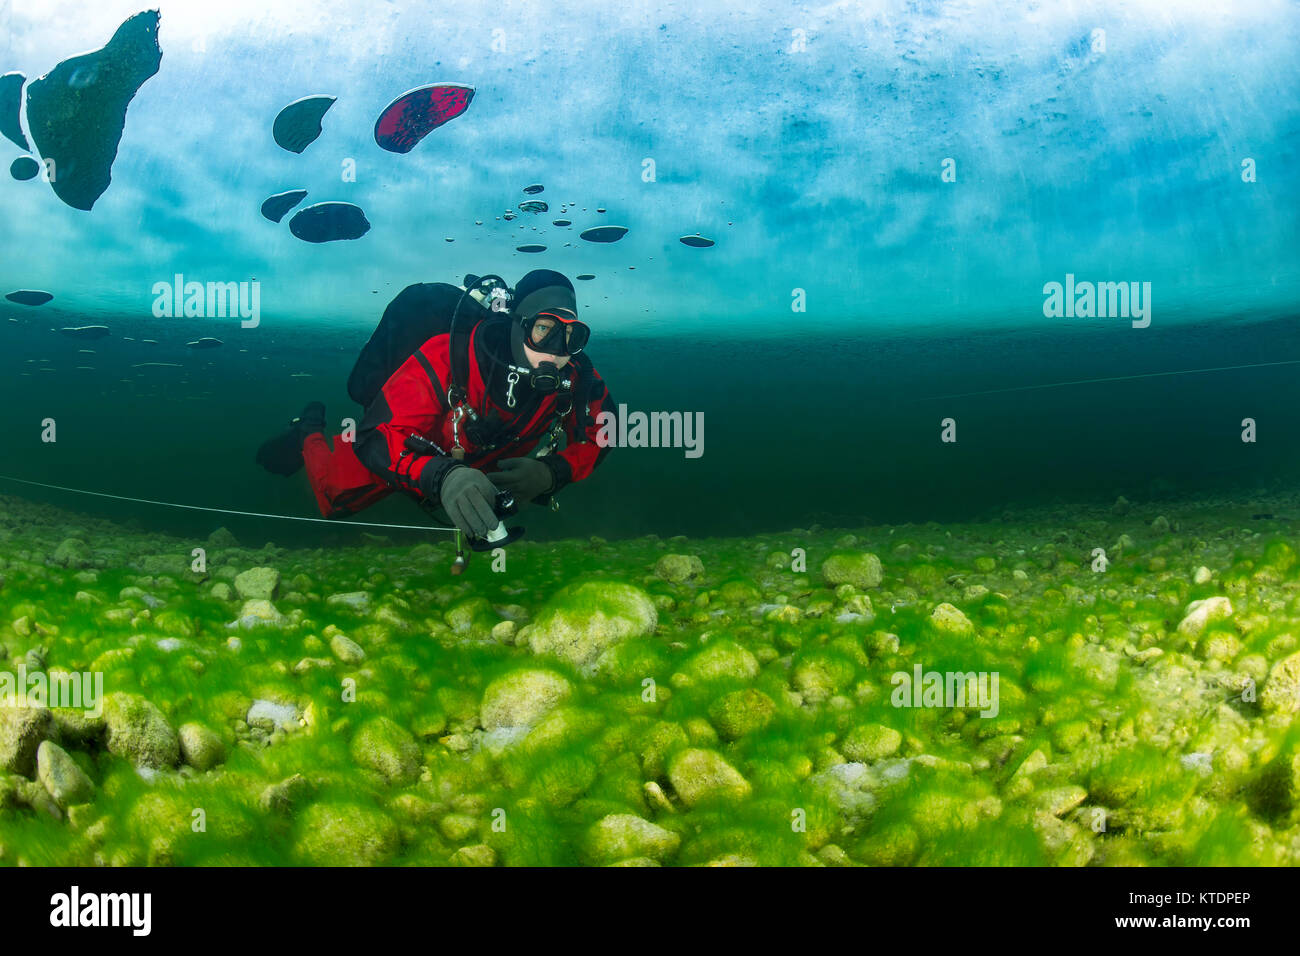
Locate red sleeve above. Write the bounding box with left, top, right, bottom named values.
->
left=354, top=336, right=460, bottom=498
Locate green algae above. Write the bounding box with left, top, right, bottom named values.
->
left=3, top=493, right=1300, bottom=866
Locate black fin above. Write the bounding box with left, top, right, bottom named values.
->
left=256, top=402, right=326, bottom=476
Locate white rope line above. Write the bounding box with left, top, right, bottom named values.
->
left=0, top=475, right=456, bottom=533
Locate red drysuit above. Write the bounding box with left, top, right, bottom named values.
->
left=303, top=319, right=612, bottom=518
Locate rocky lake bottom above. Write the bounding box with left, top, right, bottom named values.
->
left=2, top=487, right=1300, bottom=866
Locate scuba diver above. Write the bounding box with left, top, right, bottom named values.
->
left=255, top=269, right=614, bottom=559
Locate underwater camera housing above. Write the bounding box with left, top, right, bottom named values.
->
left=470, top=489, right=524, bottom=551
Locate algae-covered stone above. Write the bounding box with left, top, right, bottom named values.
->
left=856, top=822, right=919, bottom=866
left=51, top=707, right=105, bottom=747
left=929, top=603, right=974, bottom=637
left=294, top=802, right=400, bottom=866
left=329, top=633, right=366, bottom=664
left=1177, top=596, right=1233, bottom=638
left=1263, top=540, right=1297, bottom=572
left=656, top=554, right=704, bottom=584
left=1036, top=785, right=1088, bottom=817
left=449, top=844, right=496, bottom=867
left=584, top=813, right=681, bottom=864
left=1261, top=651, right=1300, bottom=715
left=36, top=741, right=93, bottom=807
left=178, top=722, right=226, bottom=771
left=439, top=812, right=480, bottom=842
left=821, top=552, right=883, bottom=589
left=327, top=591, right=370, bottom=612
left=446, top=597, right=496, bottom=634
left=708, top=689, right=776, bottom=740
left=104, top=694, right=179, bottom=770
left=259, top=773, right=314, bottom=814
left=666, top=748, right=751, bottom=807
left=676, top=641, right=759, bottom=685
left=792, top=652, right=857, bottom=704
left=53, top=538, right=92, bottom=568
left=233, top=599, right=287, bottom=629
left=640, top=722, right=690, bottom=779
left=234, top=566, right=280, bottom=601
left=351, top=716, right=420, bottom=786
left=0, top=705, right=51, bottom=776
left=841, top=723, right=902, bottom=762
left=247, top=699, right=300, bottom=731
left=526, top=581, right=657, bottom=669
left=480, top=669, right=571, bottom=731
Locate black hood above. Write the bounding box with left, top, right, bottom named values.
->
left=475, top=315, right=549, bottom=413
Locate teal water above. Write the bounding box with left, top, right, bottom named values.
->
left=3, top=2, right=1298, bottom=542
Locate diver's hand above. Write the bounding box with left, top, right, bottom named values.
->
left=489, top=457, right=554, bottom=502
left=439, top=466, right=500, bottom=538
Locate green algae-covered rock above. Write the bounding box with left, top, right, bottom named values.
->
left=294, top=802, right=400, bottom=866
left=821, top=552, right=883, bottom=589
left=792, top=652, right=857, bottom=704
left=855, top=822, right=919, bottom=866
left=0, top=705, right=51, bottom=777
left=234, top=566, right=280, bottom=601
left=717, top=579, right=762, bottom=605
left=51, top=706, right=105, bottom=746
left=639, top=721, right=690, bottom=779
left=583, top=813, right=681, bottom=864
left=446, top=597, right=496, bottom=635
left=708, top=689, right=776, bottom=741
left=234, top=599, right=288, bottom=629
left=103, top=694, right=179, bottom=770
left=1261, top=651, right=1300, bottom=715
left=841, top=723, right=902, bottom=762
left=655, top=554, right=704, bottom=584
left=449, top=843, right=497, bottom=866
left=439, top=812, right=480, bottom=842
left=666, top=748, right=751, bottom=807
left=929, top=602, right=975, bottom=637
left=1177, top=596, right=1233, bottom=638
left=1263, top=540, right=1297, bottom=573
left=592, top=639, right=670, bottom=684
left=329, top=632, right=366, bottom=664
left=1035, top=785, right=1088, bottom=818
left=351, top=716, right=421, bottom=786
left=178, top=722, right=226, bottom=771
left=480, top=669, right=571, bottom=731
left=534, top=752, right=599, bottom=808
left=675, top=640, right=759, bottom=686
left=526, top=581, right=657, bottom=669
left=259, top=773, right=314, bottom=814
left=36, top=741, right=94, bottom=807
left=53, top=538, right=92, bottom=568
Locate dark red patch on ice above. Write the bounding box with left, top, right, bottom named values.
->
left=374, top=84, right=474, bottom=154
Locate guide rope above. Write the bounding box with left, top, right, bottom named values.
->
left=0, top=475, right=456, bottom=533
left=912, top=359, right=1300, bottom=402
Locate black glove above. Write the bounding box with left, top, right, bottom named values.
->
left=489, top=457, right=555, bottom=503
left=439, top=465, right=500, bottom=538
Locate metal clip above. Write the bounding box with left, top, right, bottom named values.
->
left=451, top=406, right=467, bottom=459
left=506, top=370, right=520, bottom=408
